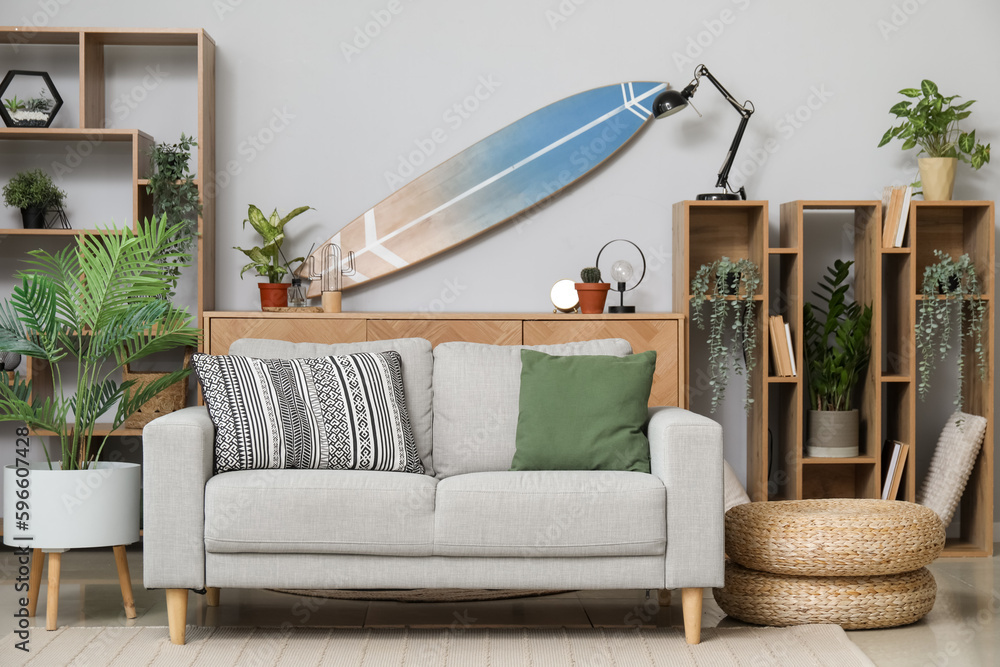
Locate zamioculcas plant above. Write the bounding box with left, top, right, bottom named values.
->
left=690, top=257, right=761, bottom=413
left=915, top=250, right=987, bottom=411
left=803, top=260, right=873, bottom=412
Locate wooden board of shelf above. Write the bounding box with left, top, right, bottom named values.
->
left=0, top=227, right=127, bottom=237
left=28, top=423, right=144, bottom=437
left=0, top=27, right=212, bottom=46
left=0, top=128, right=151, bottom=142
left=802, top=456, right=877, bottom=465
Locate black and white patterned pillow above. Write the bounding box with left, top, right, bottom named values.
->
left=192, top=351, right=424, bottom=474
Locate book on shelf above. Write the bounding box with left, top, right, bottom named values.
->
left=783, top=321, right=796, bottom=377
left=893, top=186, right=912, bottom=247
left=768, top=315, right=791, bottom=376
left=880, top=185, right=912, bottom=248
left=880, top=440, right=909, bottom=500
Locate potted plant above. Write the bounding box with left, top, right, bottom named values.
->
left=2, top=168, right=66, bottom=229
left=916, top=250, right=987, bottom=413
left=234, top=204, right=310, bottom=309
left=803, top=260, right=873, bottom=457
left=0, top=214, right=201, bottom=552
left=147, top=134, right=202, bottom=296
left=575, top=267, right=610, bottom=314
left=878, top=79, right=991, bottom=200
left=690, top=257, right=761, bottom=413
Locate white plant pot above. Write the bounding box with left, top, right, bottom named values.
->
left=2, top=462, right=140, bottom=550
left=807, top=410, right=860, bottom=458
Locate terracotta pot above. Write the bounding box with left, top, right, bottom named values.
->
left=918, top=157, right=957, bottom=201
left=258, top=282, right=288, bottom=309
left=574, top=282, right=610, bottom=314
left=807, top=409, right=859, bottom=458
left=20, top=206, right=46, bottom=229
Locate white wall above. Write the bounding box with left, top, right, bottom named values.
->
left=1, top=0, right=998, bottom=525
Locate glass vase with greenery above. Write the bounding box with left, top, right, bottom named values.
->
left=147, top=134, right=202, bottom=294
left=690, top=257, right=761, bottom=413
left=916, top=250, right=987, bottom=412
left=803, top=260, right=873, bottom=412
left=0, top=215, right=201, bottom=469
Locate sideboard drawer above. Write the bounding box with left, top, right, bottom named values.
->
left=205, top=317, right=366, bottom=355
left=368, top=319, right=521, bottom=347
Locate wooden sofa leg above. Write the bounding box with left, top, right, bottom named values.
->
left=682, top=588, right=703, bottom=645
left=166, top=589, right=188, bottom=645
left=206, top=587, right=220, bottom=607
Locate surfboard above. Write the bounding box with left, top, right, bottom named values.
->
left=301, top=81, right=668, bottom=295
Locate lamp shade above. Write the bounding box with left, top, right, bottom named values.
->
left=652, top=88, right=689, bottom=119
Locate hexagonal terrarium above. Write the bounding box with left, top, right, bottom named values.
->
left=0, top=70, right=63, bottom=128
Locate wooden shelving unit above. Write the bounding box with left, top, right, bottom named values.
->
left=0, top=28, right=216, bottom=483
left=0, top=26, right=215, bottom=320
left=675, top=199, right=993, bottom=557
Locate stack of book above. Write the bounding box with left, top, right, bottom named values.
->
left=881, top=440, right=910, bottom=500
left=768, top=315, right=796, bottom=377
left=881, top=185, right=912, bottom=248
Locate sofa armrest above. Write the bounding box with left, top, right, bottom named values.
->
left=142, top=406, right=215, bottom=590
left=647, top=406, right=724, bottom=589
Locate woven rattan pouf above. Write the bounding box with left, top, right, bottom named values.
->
left=715, top=499, right=945, bottom=629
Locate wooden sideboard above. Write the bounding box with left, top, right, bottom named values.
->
left=202, top=312, right=686, bottom=408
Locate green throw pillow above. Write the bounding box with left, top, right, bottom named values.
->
left=510, top=349, right=656, bottom=473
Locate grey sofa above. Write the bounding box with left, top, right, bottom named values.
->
left=143, top=337, right=724, bottom=645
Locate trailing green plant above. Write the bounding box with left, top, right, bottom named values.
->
left=147, top=134, right=202, bottom=294
left=878, top=80, right=991, bottom=172
left=915, top=250, right=987, bottom=412
left=3, top=96, right=24, bottom=112
left=235, top=204, right=310, bottom=283
left=0, top=214, right=201, bottom=470
left=580, top=267, right=603, bottom=283
left=803, top=260, right=873, bottom=412
left=2, top=169, right=66, bottom=210
left=690, top=257, right=761, bottom=413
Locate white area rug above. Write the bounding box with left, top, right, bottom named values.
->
left=4, top=625, right=875, bottom=666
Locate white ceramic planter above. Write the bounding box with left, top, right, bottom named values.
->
left=807, top=410, right=860, bottom=458
left=2, top=462, right=140, bottom=549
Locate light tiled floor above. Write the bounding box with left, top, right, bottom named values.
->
left=0, top=544, right=996, bottom=666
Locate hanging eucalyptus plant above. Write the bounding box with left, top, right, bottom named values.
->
left=690, top=257, right=761, bottom=413
left=147, top=134, right=202, bottom=295
left=916, top=250, right=987, bottom=411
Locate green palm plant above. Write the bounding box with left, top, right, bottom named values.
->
left=0, top=214, right=202, bottom=470
left=234, top=204, right=310, bottom=283
left=803, top=260, right=873, bottom=411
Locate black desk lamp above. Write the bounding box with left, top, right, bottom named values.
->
left=651, top=64, right=755, bottom=201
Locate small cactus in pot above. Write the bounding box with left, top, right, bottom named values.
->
left=575, top=266, right=610, bottom=314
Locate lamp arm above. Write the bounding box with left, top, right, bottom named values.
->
left=693, top=65, right=754, bottom=198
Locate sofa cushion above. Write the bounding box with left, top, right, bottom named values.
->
left=193, top=351, right=423, bottom=474
left=432, top=339, right=632, bottom=478
left=511, top=349, right=656, bottom=473
left=229, top=337, right=436, bottom=476
left=434, top=471, right=665, bottom=557
left=204, top=470, right=437, bottom=556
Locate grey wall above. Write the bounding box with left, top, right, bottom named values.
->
left=1, top=0, right=998, bottom=531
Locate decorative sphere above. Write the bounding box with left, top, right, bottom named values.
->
left=611, top=260, right=634, bottom=284
left=0, top=351, right=21, bottom=371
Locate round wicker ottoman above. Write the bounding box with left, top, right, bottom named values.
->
left=714, top=562, right=937, bottom=630
left=715, top=499, right=945, bottom=629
